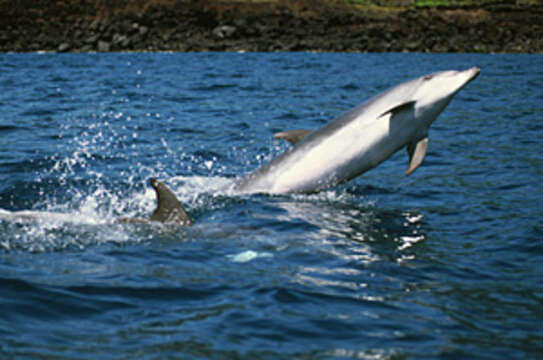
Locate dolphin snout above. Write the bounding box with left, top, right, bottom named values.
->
left=466, top=67, right=481, bottom=82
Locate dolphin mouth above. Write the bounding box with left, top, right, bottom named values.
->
left=465, top=67, right=481, bottom=83
left=453, top=67, right=480, bottom=94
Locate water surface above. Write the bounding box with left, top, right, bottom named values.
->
left=0, top=53, right=542, bottom=359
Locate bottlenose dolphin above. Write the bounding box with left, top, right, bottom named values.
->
left=0, top=179, right=192, bottom=226
left=233, top=67, right=480, bottom=194
left=117, top=179, right=192, bottom=225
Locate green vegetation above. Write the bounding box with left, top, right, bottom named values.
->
left=414, top=0, right=511, bottom=7
left=343, top=0, right=541, bottom=7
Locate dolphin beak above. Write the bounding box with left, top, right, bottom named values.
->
left=453, top=67, right=480, bottom=94
left=466, top=67, right=481, bottom=83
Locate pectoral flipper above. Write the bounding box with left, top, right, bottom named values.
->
left=406, top=137, right=428, bottom=176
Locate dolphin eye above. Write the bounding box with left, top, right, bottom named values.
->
left=423, top=74, right=434, bottom=80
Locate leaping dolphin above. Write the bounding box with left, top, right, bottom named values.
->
left=233, top=67, right=480, bottom=194
left=0, top=179, right=192, bottom=226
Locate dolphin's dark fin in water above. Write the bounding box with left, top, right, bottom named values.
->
left=118, top=179, right=192, bottom=225
left=149, top=179, right=192, bottom=225
left=273, top=129, right=313, bottom=145
left=406, top=137, right=428, bottom=176
left=1, top=179, right=192, bottom=226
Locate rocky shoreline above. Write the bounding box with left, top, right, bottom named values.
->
left=1, top=1, right=542, bottom=53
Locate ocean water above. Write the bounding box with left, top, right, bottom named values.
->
left=0, top=52, right=542, bottom=359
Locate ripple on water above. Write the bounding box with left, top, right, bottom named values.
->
left=0, top=53, right=542, bottom=359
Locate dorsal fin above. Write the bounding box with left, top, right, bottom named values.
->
left=273, top=129, right=313, bottom=145
left=149, top=179, right=192, bottom=225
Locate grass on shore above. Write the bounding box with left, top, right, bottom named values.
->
left=230, top=0, right=540, bottom=7
left=95, top=0, right=541, bottom=19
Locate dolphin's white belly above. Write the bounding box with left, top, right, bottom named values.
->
left=269, top=110, right=414, bottom=193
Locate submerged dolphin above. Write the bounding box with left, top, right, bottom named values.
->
left=0, top=179, right=192, bottom=226
left=233, top=67, right=480, bottom=194
left=118, top=179, right=192, bottom=225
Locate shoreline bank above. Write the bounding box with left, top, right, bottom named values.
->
left=1, top=1, right=542, bottom=53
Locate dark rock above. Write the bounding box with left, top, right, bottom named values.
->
left=112, top=33, right=128, bottom=45
left=99, top=21, right=108, bottom=33
left=120, top=37, right=131, bottom=48
left=212, top=25, right=236, bottom=39
left=58, top=42, right=70, bottom=52
left=86, top=34, right=100, bottom=45
left=97, top=40, right=110, bottom=52
left=79, top=44, right=93, bottom=53
left=89, top=19, right=100, bottom=31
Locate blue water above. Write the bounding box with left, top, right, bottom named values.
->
left=1, top=53, right=542, bottom=359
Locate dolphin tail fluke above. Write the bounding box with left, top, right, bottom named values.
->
left=273, top=129, right=313, bottom=145
left=406, top=137, right=428, bottom=176
left=149, top=179, right=192, bottom=226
